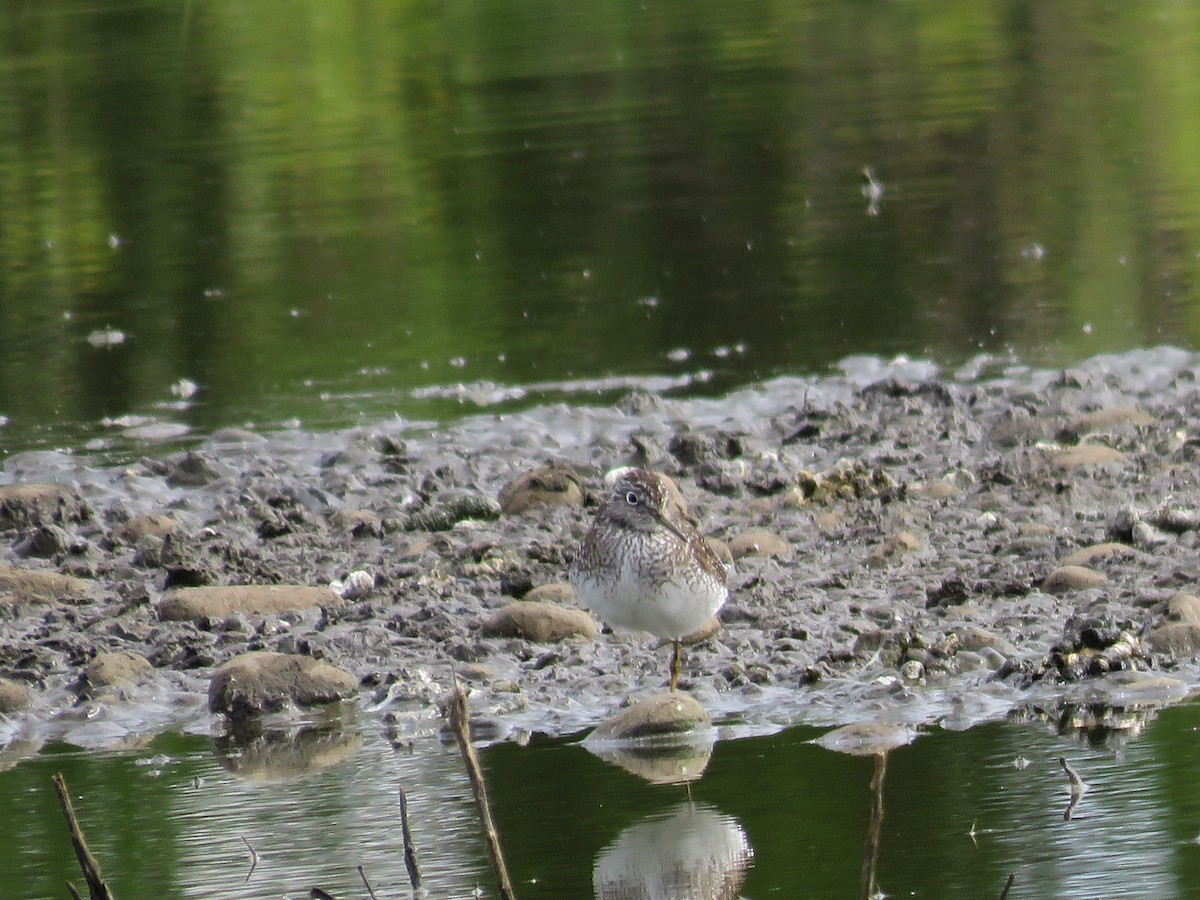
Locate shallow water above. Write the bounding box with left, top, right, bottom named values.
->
left=7, top=693, right=1200, bottom=899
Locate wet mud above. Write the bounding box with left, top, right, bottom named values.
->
left=4, top=349, right=1200, bottom=757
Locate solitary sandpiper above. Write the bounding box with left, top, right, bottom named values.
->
left=570, top=468, right=727, bottom=692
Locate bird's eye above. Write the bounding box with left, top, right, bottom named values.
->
left=625, top=491, right=640, bottom=505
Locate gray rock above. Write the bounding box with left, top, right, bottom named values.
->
left=208, top=651, right=358, bottom=716
left=1148, top=623, right=1200, bottom=657
left=0, top=565, right=95, bottom=605
left=0, top=677, right=31, bottom=713
left=112, top=514, right=179, bottom=544
left=497, top=465, right=584, bottom=515
left=591, top=692, right=710, bottom=741
left=1060, top=541, right=1137, bottom=568
left=481, top=601, right=597, bottom=642
left=0, top=483, right=89, bottom=529
left=158, top=585, right=341, bottom=621
left=1042, top=565, right=1107, bottom=594
left=84, top=651, right=153, bottom=693
left=727, top=530, right=789, bottom=559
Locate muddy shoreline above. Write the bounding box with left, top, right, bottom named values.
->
left=4, top=349, right=1200, bottom=758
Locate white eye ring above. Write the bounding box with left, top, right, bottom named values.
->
left=625, top=491, right=640, bottom=505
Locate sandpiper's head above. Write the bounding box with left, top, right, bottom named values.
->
left=600, top=468, right=677, bottom=533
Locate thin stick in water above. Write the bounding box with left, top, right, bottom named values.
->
left=449, top=684, right=516, bottom=900
left=52, top=773, right=115, bottom=900
left=999, top=872, right=1015, bottom=900
left=398, top=786, right=423, bottom=893
left=357, top=865, right=379, bottom=900
left=241, top=836, right=258, bottom=883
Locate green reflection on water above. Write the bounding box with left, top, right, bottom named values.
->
left=2, top=0, right=1200, bottom=453
left=7, top=703, right=1200, bottom=897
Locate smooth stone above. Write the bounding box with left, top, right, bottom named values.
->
left=924, top=480, right=959, bottom=499
left=951, top=625, right=1018, bottom=657
left=0, top=565, right=95, bottom=604
left=158, top=585, right=341, bottom=621
left=814, top=722, right=918, bottom=756
left=727, top=530, right=789, bottom=559
left=1050, top=444, right=1127, bottom=469
left=1148, top=623, right=1200, bottom=657
left=591, top=693, right=710, bottom=741
left=112, top=513, right=178, bottom=544
left=1061, top=407, right=1155, bottom=440
left=1166, top=592, right=1200, bottom=626
left=1018, top=522, right=1058, bottom=537
left=813, top=510, right=844, bottom=532
left=1042, top=565, right=1107, bottom=594
left=0, top=483, right=86, bottom=528
left=497, top=465, right=584, bottom=515
left=1061, top=541, right=1137, bottom=568
left=481, top=601, right=597, bottom=642
left=0, top=677, right=31, bottom=713
left=84, top=651, right=153, bottom=691
left=208, top=651, right=358, bottom=716
left=523, top=582, right=576, bottom=604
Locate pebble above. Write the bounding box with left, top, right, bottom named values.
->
left=112, top=514, right=179, bottom=544
left=1061, top=541, right=1138, bottom=568
left=590, top=692, right=710, bottom=741
left=158, top=585, right=341, bottom=621
left=1042, top=565, right=1107, bottom=594
left=83, top=651, right=153, bottom=693
left=0, top=564, right=95, bottom=605
left=727, top=530, right=789, bottom=559
left=1147, top=623, right=1200, bottom=657
left=1060, top=406, right=1155, bottom=441
left=497, top=465, right=585, bottom=515
left=481, top=601, right=598, bottom=642
left=1050, top=443, right=1127, bottom=469
left=0, top=677, right=31, bottom=713
left=0, top=483, right=88, bottom=529
left=1165, top=592, right=1200, bottom=625
left=523, top=582, right=577, bottom=604
left=208, top=651, right=358, bottom=717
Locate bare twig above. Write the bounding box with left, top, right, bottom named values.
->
left=1059, top=757, right=1088, bottom=821
left=998, top=872, right=1015, bottom=899
left=449, top=684, right=516, bottom=899
left=66, top=884, right=84, bottom=900
left=357, top=865, right=378, bottom=900
left=52, top=773, right=115, bottom=900
left=398, top=786, right=423, bottom=893
left=241, top=836, right=258, bottom=883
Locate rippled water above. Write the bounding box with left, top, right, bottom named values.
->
left=7, top=695, right=1200, bottom=899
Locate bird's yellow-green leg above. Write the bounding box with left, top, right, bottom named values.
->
left=670, top=640, right=681, bottom=692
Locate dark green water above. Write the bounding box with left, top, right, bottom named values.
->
left=6, top=702, right=1200, bottom=899
left=3, top=0, right=1200, bottom=455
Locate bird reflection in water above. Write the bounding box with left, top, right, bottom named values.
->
left=592, top=801, right=752, bottom=900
